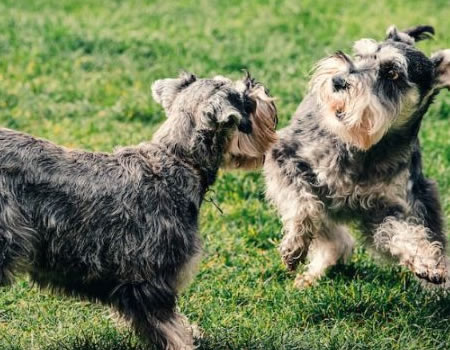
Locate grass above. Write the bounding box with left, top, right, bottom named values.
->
left=0, top=0, right=449, bottom=349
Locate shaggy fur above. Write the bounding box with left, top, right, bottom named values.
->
left=0, top=72, right=277, bottom=349
left=264, top=25, right=450, bottom=289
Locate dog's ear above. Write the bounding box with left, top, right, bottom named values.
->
left=386, top=25, right=434, bottom=45
left=151, top=72, right=196, bottom=110
left=403, top=25, right=435, bottom=42
left=431, top=49, right=450, bottom=90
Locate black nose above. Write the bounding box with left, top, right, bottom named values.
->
left=237, top=118, right=252, bottom=134
left=332, top=76, right=347, bottom=91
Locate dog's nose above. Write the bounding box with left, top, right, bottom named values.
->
left=332, top=76, right=347, bottom=91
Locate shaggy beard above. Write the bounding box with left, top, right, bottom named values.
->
left=310, top=57, right=395, bottom=150
left=223, top=84, right=278, bottom=169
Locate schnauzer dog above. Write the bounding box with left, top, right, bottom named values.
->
left=0, top=72, right=277, bottom=349
left=264, top=25, right=450, bottom=289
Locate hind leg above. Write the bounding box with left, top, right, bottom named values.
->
left=0, top=228, right=13, bottom=285
left=113, top=281, right=195, bottom=350
left=294, top=221, right=355, bottom=289
left=0, top=192, right=39, bottom=285
left=0, top=223, right=36, bottom=285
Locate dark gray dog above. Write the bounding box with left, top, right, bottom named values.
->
left=264, top=26, right=450, bottom=289
left=0, top=72, right=277, bottom=349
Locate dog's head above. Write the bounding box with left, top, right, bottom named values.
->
left=310, top=25, right=450, bottom=150
left=151, top=72, right=277, bottom=169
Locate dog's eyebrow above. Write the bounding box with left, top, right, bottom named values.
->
left=380, top=60, right=400, bottom=68
left=335, top=50, right=350, bottom=61
left=205, top=81, right=230, bottom=98
left=354, top=67, right=374, bottom=74
left=335, top=50, right=357, bottom=71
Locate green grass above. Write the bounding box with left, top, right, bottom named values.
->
left=0, top=0, right=449, bottom=349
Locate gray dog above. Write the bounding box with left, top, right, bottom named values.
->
left=264, top=25, right=450, bottom=289
left=0, top=72, right=277, bottom=349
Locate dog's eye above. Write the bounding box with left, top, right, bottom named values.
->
left=223, top=118, right=235, bottom=128
left=387, top=69, right=399, bottom=80
left=244, top=98, right=256, bottom=115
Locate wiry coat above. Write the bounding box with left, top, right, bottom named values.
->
left=265, top=26, right=450, bottom=289
left=0, top=72, right=277, bottom=349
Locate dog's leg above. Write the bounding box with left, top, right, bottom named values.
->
left=157, top=313, right=197, bottom=350
left=0, top=228, right=13, bottom=285
left=136, top=312, right=195, bottom=350
left=409, top=173, right=446, bottom=247
left=279, top=216, right=316, bottom=272
left=267, top=178, right=324, bottom=272
left=294, top=221, right=354, bottom=289
left=372, top=216, right=447, bottom=284
left=0, top=195, right=37, bottom=285
left=113, top=281, right=195, bottom=350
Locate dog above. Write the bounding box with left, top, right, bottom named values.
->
left=264, top=25, right=450, bottom=289
left=0, top=72, right=277, bottom=349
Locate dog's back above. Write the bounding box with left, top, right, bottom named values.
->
left=0, top=128, right=202, bottom=293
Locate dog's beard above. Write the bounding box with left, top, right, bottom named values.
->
left=222, top=85, right=277, bottom=169
left=316, top=86, right=392, bottom=150
left=311, top=57, right=394, bottom=150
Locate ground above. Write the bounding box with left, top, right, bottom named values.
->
left=0, top=0, right=449, bottom=349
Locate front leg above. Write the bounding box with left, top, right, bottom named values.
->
left=276, top=187, right=325, bottom=272
left=372, top=216, right=447, bottom=284
left=265, top=155, right=325, bottom=272
left=279, top=216, right=316, bottom=272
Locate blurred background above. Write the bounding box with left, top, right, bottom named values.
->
left=0, top=1, right=449, bottom=349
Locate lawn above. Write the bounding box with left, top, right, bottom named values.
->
left=0, top=0, right=449, bottom=349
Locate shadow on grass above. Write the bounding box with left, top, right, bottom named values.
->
left=301, top=261, right=450, bottom=329
left=2, top=333, right=311, bottom=350
left=1, top=332, right=146, bottom=350
left=2, top=262, right=450, bottom=350
left=196, top=333, right=312, bottom=350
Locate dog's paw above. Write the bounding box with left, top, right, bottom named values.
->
left=293, top=273, right=316, bottom=289
left=405, top=256, right=448, bottom=285
left=189, top=323, right=203, bottom=340
left=178, top=314, right=203, bottom=340
left=280, top=248, right=305, bottom=272
left=280, top=244, right=308, bottom=272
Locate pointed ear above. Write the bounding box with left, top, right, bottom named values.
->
left=403, top=25, right=435, bottom=42
left=431, top=49, right=450, bottom=90
left=386, top=25, right=434, bottom=45
left=151, top=72, right=196, bottom=110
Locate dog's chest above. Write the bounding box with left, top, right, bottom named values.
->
left=308, top=146, right=410, bottom=212
left=274, top=126, right=410, bottom=213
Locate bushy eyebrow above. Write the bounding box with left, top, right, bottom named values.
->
left=380, top=60, right=401, bottom=68
left=334, top=50, right=357, bottom=71
left=353, top=38, right=380, bottom=57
